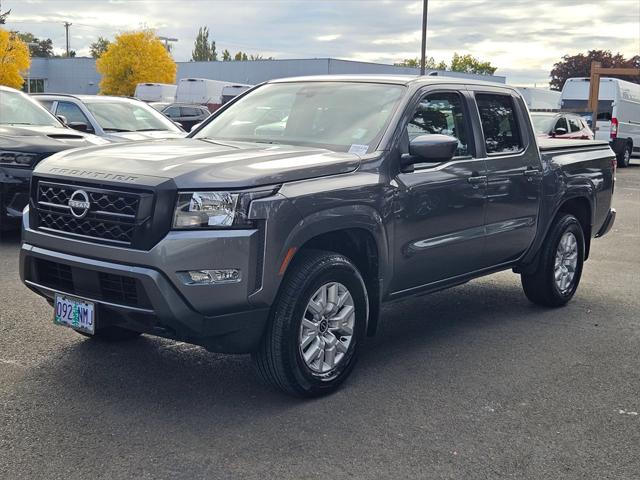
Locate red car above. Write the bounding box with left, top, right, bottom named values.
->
left=531, top=112, right=594, bottom=140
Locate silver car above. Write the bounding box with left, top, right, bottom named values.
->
left=33, top=94, right=186, bottom=142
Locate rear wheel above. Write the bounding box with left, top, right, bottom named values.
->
left=617, top=142, right=632, bottom=168
left=521, top=214, right=585, bottom=307
left=253, top=250, right=368, bottom=397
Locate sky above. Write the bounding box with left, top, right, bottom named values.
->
left=3, top=0, right=639, bottom=87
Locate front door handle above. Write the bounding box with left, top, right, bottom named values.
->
left=467, top=175, right=487, bottom=186
left=523, top=168, right=541, bottom=177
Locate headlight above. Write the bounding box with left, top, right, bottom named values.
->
left=0, top=151, right=40, bottom=167
left=173, top=189, right=275, bottom=229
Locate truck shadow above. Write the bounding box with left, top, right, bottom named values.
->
left=14, top=277, right=556, bottom=416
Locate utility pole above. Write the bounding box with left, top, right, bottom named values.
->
left=63, top=21, right=72, bottom=57
left=158, top=36, right=178, bottom=52
left=420, top=0, right=428, bottom=75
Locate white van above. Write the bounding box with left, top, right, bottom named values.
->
left=134, top=83, right=177, bottom=103
left=176, top=78, right=252, bottom=111
left=561, top=77, right=640, bottom=167
left=515, top=87, right=561, bottom=111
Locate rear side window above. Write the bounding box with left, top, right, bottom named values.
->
left=407, top=92, right=469, bottom=157
left=476, top=94, right=523, bottom=155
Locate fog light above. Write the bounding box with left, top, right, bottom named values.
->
left=180, top=269, right=241, bottom=285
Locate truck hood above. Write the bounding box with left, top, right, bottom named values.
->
left=0, top=124, right=108, bottom=156
left=35, top=138, right=361, bottom=189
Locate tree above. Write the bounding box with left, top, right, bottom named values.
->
left=0, top=0, right=10, bottom=24
left=550, top=50, right=640, bottom=91
left=394, top=57, right=447, bottom=70
left=16, top=32, right=53, bottom=57
left=96, top=30, right=176, bottom=96
left=234, top=51, right=248, bottom=61
left=449, top=53, right=497, bottom=75
left=0, top=28, right=30, bottom=89
left=222, top=49, right=231, bottom=61
left=191, top=26, right=217, bottom=61
left=90, top=37, right=111, bottom=59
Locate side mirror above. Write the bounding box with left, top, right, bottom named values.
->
left=174, top=121, right=184, bottom=130
left=56, top=115, right=68, bottom=125
left=190, top=122, right=203, bottom=132
left=67, top=122, right=89, bottom=133
left=553, top=127, right=567, bottom=136
left=402, top=134, right=458, bottom=171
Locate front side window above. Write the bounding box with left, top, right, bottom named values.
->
left=56, top=101, right=90, bottom=125
left=476, top=93, right=523, bottom=154
left=194, top=82, right=405, bottom=153
left=407, top=92, right=469, bottom=157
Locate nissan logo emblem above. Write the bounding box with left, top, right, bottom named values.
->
left=68, top=190, right=91, bottom=218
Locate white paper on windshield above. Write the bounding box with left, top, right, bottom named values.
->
left=348, top=144, right=369, bottom=155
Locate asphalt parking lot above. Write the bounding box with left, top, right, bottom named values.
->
left=0, top=161, right=638, bottom=480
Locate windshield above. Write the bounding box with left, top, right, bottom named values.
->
left=84, top=100, right=181, bottom=132
left=193, top=82, right=405, bottom=152
left=530, top=114, right=556, bottom=134
left=0, top=89, right=61, bottom=127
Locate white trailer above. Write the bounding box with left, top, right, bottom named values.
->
left=515, top=87, right=561, bottom=111
left=176, top=78, right=252, bottom=111
left=561, top=77, right=640, bottom=166
left=134, top=83, right=177, bottom=103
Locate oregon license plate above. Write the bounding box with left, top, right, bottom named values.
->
left=54, top=294, right=95, bottom=335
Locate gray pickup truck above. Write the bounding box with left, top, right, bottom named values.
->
left=20, top=75, right=616, bottom=397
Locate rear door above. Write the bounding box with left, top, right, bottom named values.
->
left=471, top=89, right=542, bottom=267
left=390, top=87, right=488, bottom=294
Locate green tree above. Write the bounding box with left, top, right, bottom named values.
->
left=549, top=50, right=639, bottom=91
left=394, top=57, right=447, bottom=70
left=0, top=0, right=10, bottom=24
left=449, top=53, right=497, bottom=75
left=90, top=37, right=111, bottom=59
left=191, top=26, right=217, bottom=61
left=234, top=51, right=248, bottom=61
left=16, top=32, right=53, bottom=57
left=222, top=49, right=231, bottom=61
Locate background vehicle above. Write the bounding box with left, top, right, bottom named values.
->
left=175, top=78, right=252, bottom=111
left=531, top=112, right=594, bottom=140
left=515, top=87, right=561, bottom=111
left=21, top=76, right=616, bottom=397
left=34, top=94, right=186, bottom=142
left=134, top=83, right=177, bottom=103
left=561, top=77, right=640, bottom=167
left=160, top=103, right=211, bottom=131
left=0, top=86, right=107, bottom=230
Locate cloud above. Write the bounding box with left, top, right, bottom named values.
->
left=3, top=0, right=639, bottom=87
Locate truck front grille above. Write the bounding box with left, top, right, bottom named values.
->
left=32, top=258, right=151, bottom=308
left=34, top=181, right=152, bottom=247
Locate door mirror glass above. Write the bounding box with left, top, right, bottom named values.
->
left=67, top=122, right=89, bottom=132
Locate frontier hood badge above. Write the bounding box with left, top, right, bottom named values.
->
left=68, top=190, right=91, bottom=218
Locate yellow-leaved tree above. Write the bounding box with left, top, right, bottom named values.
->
left=96, top=30, right=176, bottom=96
left=0, top=28, right=30, bottom=89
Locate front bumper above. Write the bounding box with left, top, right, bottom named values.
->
left=595, top=207, right=616, bottom=238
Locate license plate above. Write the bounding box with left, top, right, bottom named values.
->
left=54, top=294, right=95, bottom=335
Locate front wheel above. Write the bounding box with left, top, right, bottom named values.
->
left=253, top=250, right=368, bottom=397
left=521, top=214, right=585, bottom=307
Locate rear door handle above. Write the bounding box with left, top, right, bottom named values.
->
left=523, top=169, right=541, bottom=177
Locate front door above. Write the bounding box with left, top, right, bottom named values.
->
left=391, top=89, right=487, bottom=295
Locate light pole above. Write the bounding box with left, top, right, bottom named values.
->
left=63, top=22, right=72, bottom=57
left=158, top=36, right=178, bottom=52
left=420, top=0, right=428, bottom=75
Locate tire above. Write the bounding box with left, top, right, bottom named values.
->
left=253, top=249, right=368, bottom=397
left=521, top=214, right=585, bottom=307
left=77, top=326, right=142, bottom=341
left=617, top=142, right=632, bottom=168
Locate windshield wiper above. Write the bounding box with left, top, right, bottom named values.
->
left=103, top=128, right=133, bottom=132
left=135, top=128, right=165, bottom=132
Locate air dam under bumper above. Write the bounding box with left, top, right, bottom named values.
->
left=20, top=244, right=270, bottom=353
